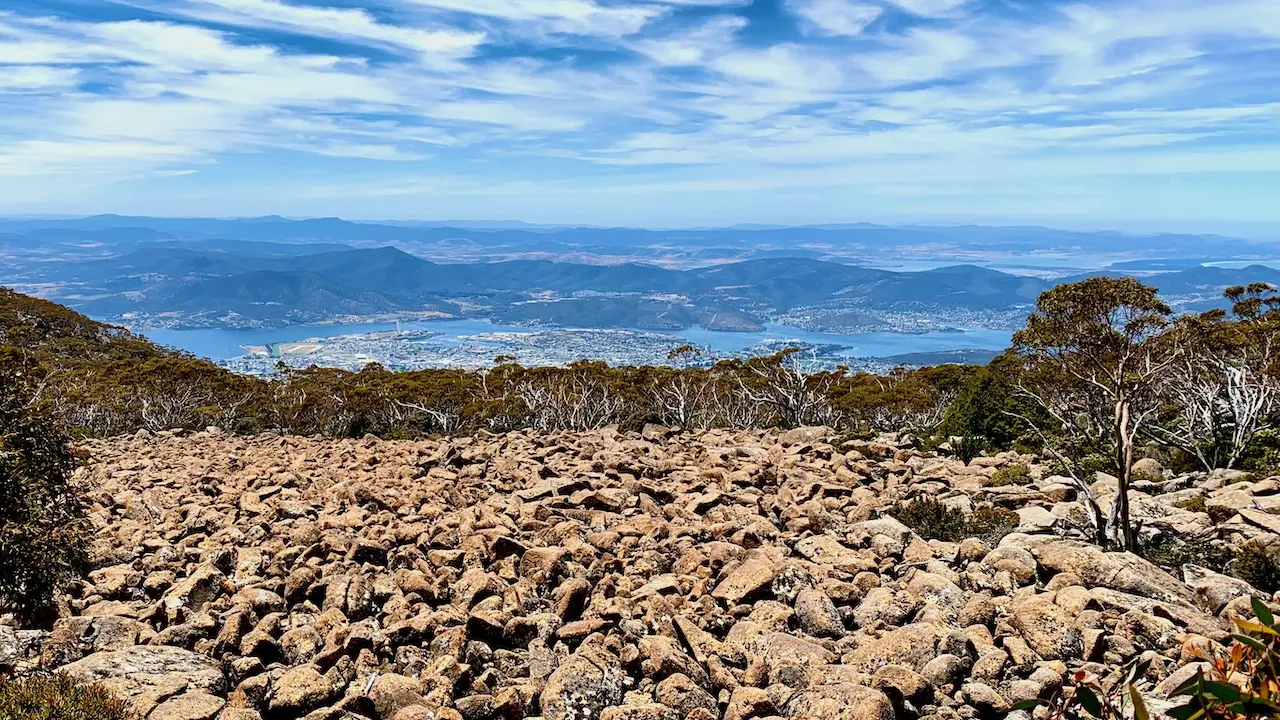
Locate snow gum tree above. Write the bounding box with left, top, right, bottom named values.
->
left=1009, top=276, right=1181, bottom=550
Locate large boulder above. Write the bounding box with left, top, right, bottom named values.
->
left=540, top=644, right=626, bottom=720
left=1008, top=592, right=1085, bottom=660
left=269, top=664, right=343, bottom=718
left=58, top=645, right=225, bottom=718
left=785, top=684, right=895, bottom=720
left=1010, top=537, right=1198, bottom=606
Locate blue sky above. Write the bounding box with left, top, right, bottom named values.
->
left=0, top=0, right=1277, bottom=235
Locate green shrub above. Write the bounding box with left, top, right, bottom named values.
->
left=988, top=463, right=1031, bottom=487
left=1021, top=599, right=1280, bottom=720
left=1077, top=453, right=1113, bottom=478
left=0, top=674, right=132, bottom=720
left=938, top=358, right=1025, bottom=452
left=954, top=434, right=986, bottom=464
left=1142, top=532, right=1233, bottom=571
left=1240, top=427, right=1280, bottom=477
left=1175, top=495, right=1207, bottom=513
left=892, top=498, right=1019, bottom=544
left=1167, top=598, right=1280, bottom=719
left=892, top=497, right=969, bottom=542
left=0, top=371, right=89, bottom=627
left=967, top=507, right=1021, bottom=544
left=1013, top=657, right=1153, bottom=720
left=1232, top=541, right=1280, bottom=594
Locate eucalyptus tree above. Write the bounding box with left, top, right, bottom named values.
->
left=1009, top=277, right=1181, bottom=550
left=1149, top=283, right=1279, bottom=470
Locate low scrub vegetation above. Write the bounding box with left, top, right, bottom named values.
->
left=1171, top=598, right=1280, bottom=719
left=0, top=674, right=132, bottom=720
left=988, top=463, right=1032, bottom=487
left=891, top=498, right=1019, bottom=544
left=1232, top=542, right=1280, bottom=594
left=0, top=369, right=88, bottom=627
left=1176, top=495, right=1208, bottom=513
left=1142, top=531, right=1235, bottom=572
left=1015, top=599, right=1280, bottom=720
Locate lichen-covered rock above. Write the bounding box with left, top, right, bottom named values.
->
left=269, top=664, right=342, bottom=718
left=784, top=684, right=894, bottom=720
left=58, top=645, right=226, bottom=718
left=541, top=644, right=626, bottom=720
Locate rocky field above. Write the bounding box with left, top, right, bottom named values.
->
left=3, top=426, right=1279, bottom=720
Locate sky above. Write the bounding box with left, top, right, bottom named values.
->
left=0, top=0, right=1278, bottom=236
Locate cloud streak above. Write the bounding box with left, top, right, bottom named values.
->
left=0, top=0, right=1275, bottom=230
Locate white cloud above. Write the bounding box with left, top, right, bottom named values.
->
left=401, top=0, right=663, bottom=37
left=0, top=0, right=1275, bottom=227
left=0, top=65, right=78, bottom=91
left=788, top=0, right=882, bottom=36
left=883, top=0, right=970, bottom=18
left=633, top=16, right=745, bottom=65
left=712, top=45, right=843, bottom=90
left=132, top=0, right=485, bottom=62
left=428, top=100, right=588, bottom=131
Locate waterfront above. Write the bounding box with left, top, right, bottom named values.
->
left=138, top=319, right=1013, bottom=370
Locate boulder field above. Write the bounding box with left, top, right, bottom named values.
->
left=4, top=426, right=1279, bottom=720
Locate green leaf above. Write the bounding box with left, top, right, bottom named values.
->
left=1203, top=681, right=1241, bottom=703
left=1238, top=697, right=1280, bottom=712
left=1129, top=685, right=1150, bottom=720
left=1126, top=659, right=1152, bottom=685
left=1171, top=673, right=1205, bottom=697
left=1251, top=596, right=1275, bottom=626
left=1009, top=699, right=1042, bottom=711
left=1232, top=633, right=1268, bottom=653
left=1076, top=686, right=1103, bottom=718
left=1164, top=705, right=1204, bottom=720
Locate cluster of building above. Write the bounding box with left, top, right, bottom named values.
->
left=218, top=328, right=912, bottom=377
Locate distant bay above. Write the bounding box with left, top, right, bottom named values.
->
left=135, top=319, right=1014, bottom=364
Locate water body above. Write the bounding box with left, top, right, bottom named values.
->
left=140, top=319, right=1013, bottom=363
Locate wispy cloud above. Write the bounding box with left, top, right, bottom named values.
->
left=0, top=0, right=1275, bottom=230
left=787, top=0, right=882, bottom=36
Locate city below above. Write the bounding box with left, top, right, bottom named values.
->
left=184, top=324, right=1011, bottom=376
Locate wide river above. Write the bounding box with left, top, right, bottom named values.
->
left=138, top=319, right=1014, bottom=363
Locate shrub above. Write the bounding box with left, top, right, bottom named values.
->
left=1232, top=542, right=1280, bottom=594
left=892, top=498, right=1019, bottom=544
left=0, top=674, right=132, bottom=720
left=0, top=370, right=89, bottom=626
left=892, top=497, right=969, bottom=542
left=1142, top=532, right=1234, bottom=571
left=1175, top=495, right=1208, bottom=513
left=968, top=507, right=1021, bottom=544
left=954, top=434, right=986, bottom=464
left=1240, top=427, right=1280, bottom=477
left=938, top=357, right=1025, bottom=452
left=1167, top=597, right=1280, bottom=719
left=988, top=463, right=1031, bottom=487
left=1017, top=600, right=1280, bottom=720
left=1012, top=657, right=1153, bottom=720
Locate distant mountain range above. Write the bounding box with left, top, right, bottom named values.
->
left=1, top=214, right=1274, bottom=265
left=1, top=215, right=1275, bottom=331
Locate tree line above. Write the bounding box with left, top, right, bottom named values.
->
left=4, top=278, right=1279, bottom=551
